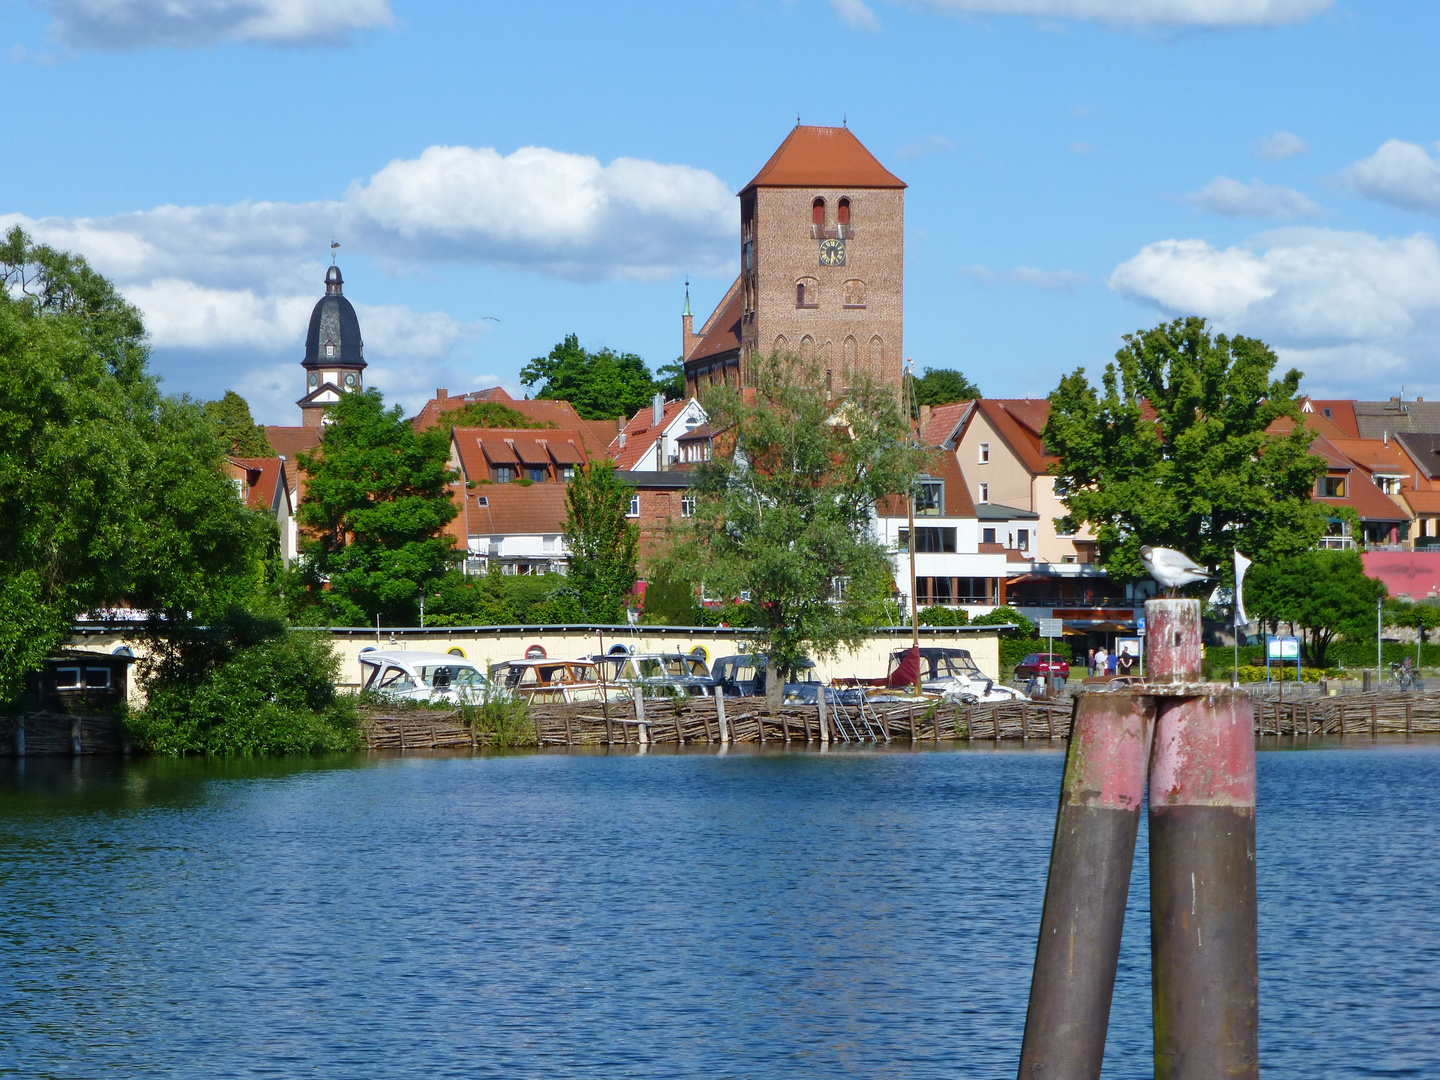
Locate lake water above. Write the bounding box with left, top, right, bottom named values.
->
left=1, top=741, right=1437, bottom=1079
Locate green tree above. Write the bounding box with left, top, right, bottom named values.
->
left=203, top=390, right=273, bottom=456
left=913, top=367, right=981, bottom=410
left=686, top=355, right=922, bottom=710
left=1245, top=549, right=1386, bottom=667
left=562, top=460, right=639, bottom=622
left=520, top=333, right=666, bottom=420
left=655, top=360, right=686, bottom=401
left=1043, top=317, right=1327, bottom=587
left=296, top=388, right=459, bottom=625
left=0, top=227, right=268, bottom=701
left=433, top=399, right=554, bottom=434
left=1388, top=599, right=1440, bottom=654
left=640, top=567, right=701, bottom=626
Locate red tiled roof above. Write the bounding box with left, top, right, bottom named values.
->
left=1301, top=398, right=1360, bottom=439
left=225, top=457, right=287, bottom=514
left=451, top=428, right=593, bottom=483
left=1311, top=436, right=1408, bottom=522
left=742, top=126, right=906, bottom=193
left=1401, top=489, right=1440, bottom=515
left=877, top=450, right=976, bottom=519
left=264, top=426, right=322, bottom=468
left=1325, top=437, right=1415, bottom=481
left=465, top=484, right=570, bottom=538
left=610, top=399, right=694, bottom=470
left=684, top=277, right=743, bottom=365
left=974, top=399, right=1054, bottom=474
left=920, top=401, right=972, bottom=448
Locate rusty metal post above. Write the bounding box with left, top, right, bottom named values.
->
left=1147, top=597, right=1259, bottom=1080
left=1018, top=691, right=1155, bottom=1080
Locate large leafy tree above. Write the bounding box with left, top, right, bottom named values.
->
left=562, top=460, right=639, bottom=622
left=203, top=390, right=273, bottom=456
left=520, top=333, right=666, bottom=420
left=1245, top=549, right=1386, bottom=667
left=0, top=227, right=271, bottom=701
left=296, top=389, right=459, bottom=625
left=685, top=356, right=921, bottom=709
left=1043, top=317, right=1327, bottom=585
left=913, top=366, right=981, bottom=410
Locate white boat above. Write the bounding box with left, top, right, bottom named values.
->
left=359, top=649, right=494, bottom=705
left=486, top=658, right=615, bottom=703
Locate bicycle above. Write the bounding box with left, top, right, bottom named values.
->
left=1390, top=662, right=1425, bottom=692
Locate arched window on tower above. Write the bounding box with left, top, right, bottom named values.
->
left=812, top=197, right=825, bottom=225
left=838, top=198, right=851, bottom=237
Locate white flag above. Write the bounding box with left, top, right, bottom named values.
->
left=1234, top=549, right=1252, bottom=628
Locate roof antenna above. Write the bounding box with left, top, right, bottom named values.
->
left=330, top=239, right=340, bottom=265
left=843, top=113, right=847, bottom=127
left=797, top=111, right=801, bottom=125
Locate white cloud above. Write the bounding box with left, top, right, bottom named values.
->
left=122, top=280, right=316, bottom=350
left=40, top=0, right=393, bottom=49
left=1252, top=131, right=1307, bottom=161
left=1109, top=228, right=1440, bottom=395
left=902, top=0, right=1331, bottom=28
left=1343, top=139, right=1440, bottom=215
left=830, top=0, right=880, bottom=29
left=1182, top=177, right=1320, bottom=220
left=962, top=264, right=1089, bottom=291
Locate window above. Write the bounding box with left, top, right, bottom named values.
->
left=627, top=494, right=640, bottom=517
left=54, top=666, right=81, bottom=689
left=1377, top=475, right=1403, bottom=495
left=897, top=528, right=908, bottom=549
left=1063, top=555, right=1078, bottom=564
left=812, top=197, right=825, bottom=226
left=983, top=528, right=997, bottom=544
left=838, top=198, right=851, bottom=226
left=1319, top=477, right=1346, bottom=498
left=796, top=278, right=819, bottom=308
left=979, top=442, right=990, bottom=464
left=681, top=494, right=695, bottom=518
left=1017, top=529, right=1030, bottom=551
left=542, top=536, right=556, bottom=553
left=475, top=495, right=489, bottom=507
left=978, top=482, right=989, bottom=503
left=562, top=466, right=576, bottom=482
left=1323, top=407, right=1333, bottom=419
left=913, top=527, right=957, bottom=553
left=496, top=466, right=513, bottom=483
left=84, top=667, right=111, bottom=689
left=743, top=241, right=754, bottom=271
left=325, top=343, right=335, bottom=357
left=916, top=479, right=943, bottom=515
left=528, top=467, right=547, bottom=483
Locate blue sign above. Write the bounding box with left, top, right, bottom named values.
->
left=1137, top=617, right=1146, bottom=633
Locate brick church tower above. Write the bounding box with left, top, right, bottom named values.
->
left=684, top=125, right=905, bottom=397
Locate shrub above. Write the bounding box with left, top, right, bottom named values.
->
left=460, top=692, right=536, bottom=748
left=972, top=606, right=1037, bottom=636
left=130, top=628, right=359, bottom=756
left=918, top=605, right=969, bottom=626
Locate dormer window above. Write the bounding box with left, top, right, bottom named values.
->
left=325, top=343, right=336, bottom=357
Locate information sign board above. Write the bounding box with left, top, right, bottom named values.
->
left=1267, top=636, right=1300, bottom=660
left=1037, top=618, right=1064, bottom=639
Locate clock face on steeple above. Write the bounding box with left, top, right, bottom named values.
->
left=819, top=238, right=846, bottom=267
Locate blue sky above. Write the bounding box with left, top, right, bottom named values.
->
left=4, top=0, right=1440, bottom=423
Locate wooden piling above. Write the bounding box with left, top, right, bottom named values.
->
left=714, top=688, right=729, bottom=744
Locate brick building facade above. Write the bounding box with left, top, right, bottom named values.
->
left=685, top=125, right=905, bottom=398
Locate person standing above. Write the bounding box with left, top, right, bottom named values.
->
left=1117, top=648, right=1135, bottom=676
left=1087, top=647, right=1096, bottom=677
left=1094, top=646, right=1108, bottom=677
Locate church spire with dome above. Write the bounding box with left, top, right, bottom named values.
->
left=297, top=263, right=367, bottom=428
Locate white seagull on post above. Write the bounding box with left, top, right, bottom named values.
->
left=1141, top=545, right=1212, bottom=597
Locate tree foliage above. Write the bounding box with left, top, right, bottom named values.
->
left=295, top=388, right=459, bottom=626
left=203, top=390, right=273, bottom=456
left=433, top=399, right=554, bottom=434
left=913, top=367, right=981, bottom=410
left=1245, top=549, right=1386, bottom=666
left=424, top=568, right=580, bottom=627
left=685, top=355, right=921, bottom=707
left=562, top=460, right=639, bottom=622
left=520, top=333, right=669, bottom=420
left=0, top=226, right=266, bottom=700
left=1043, top=317, right=1327, bottom=585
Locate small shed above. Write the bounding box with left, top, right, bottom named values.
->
left=23, top=651, right=135, bottom=714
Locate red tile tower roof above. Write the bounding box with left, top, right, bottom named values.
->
left=741, top=126, right=907, bottom=194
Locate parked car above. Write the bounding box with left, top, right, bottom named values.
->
left=1080, top=674, right=1146, bottom=691
left=589, top=651, right=717, bottom=697
left=359, top=650, right=493, bottom=704
left=1015, top=653, right=1071, bottom=680
left=487, top=658, right=612, bottom=703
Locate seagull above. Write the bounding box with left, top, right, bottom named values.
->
left=1141, top=545, right=1213, bottom=597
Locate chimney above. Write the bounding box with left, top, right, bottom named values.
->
left=657, top=435, right=668, bottom=472
left=919, top=403, right=932, bottom=432
left=652, top=391, right=665, bottom=428
left=437, top=387, right=448, bottom=401
left=617, top=415, right=627, bottom=434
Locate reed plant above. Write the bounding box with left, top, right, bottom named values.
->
left=460, top=690, right=536, bottom=748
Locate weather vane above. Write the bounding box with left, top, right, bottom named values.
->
left=330, top=239, right=340, bottom=265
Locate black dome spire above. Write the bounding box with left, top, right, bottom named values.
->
left=304, top=264, right=365, bottom=370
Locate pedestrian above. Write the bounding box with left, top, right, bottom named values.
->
left=1117, top=648, right=1135, bottom=676
left=1094, top=646, right=1108, bottom=677
left=1087, top=647, right=1096, bottom=677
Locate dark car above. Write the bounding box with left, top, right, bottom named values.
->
left=1014, top=653, right=1071, bottom=680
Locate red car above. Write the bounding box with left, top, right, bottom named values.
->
left=1015, top=653, right=1070, bottom=679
